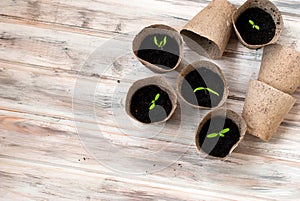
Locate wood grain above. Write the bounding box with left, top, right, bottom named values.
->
left=0, top=0, right=299, bottom=200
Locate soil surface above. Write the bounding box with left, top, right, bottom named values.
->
left=198, top=116, right=240, bottom=158
left=181, top=67, right=224, bottom=107
left=137, top=34, right=180, bottom=70
left=236, top=7, right=276, bottom=45
left=130, top=85, right=172, bottom=123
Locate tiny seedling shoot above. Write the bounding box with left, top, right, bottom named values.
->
left=249, top=20, right=260, bottom=30
left=207, top=128, right=230, bottom=138
left=154, top=36, right=167, bottom=49
left=193, top=87, right=220, bottom=96
left=149, top=93, right=160, bottom=110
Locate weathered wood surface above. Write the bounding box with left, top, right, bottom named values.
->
left=0, top=0, right=299, bottom=200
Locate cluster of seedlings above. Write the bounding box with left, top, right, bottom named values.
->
left=125, top=0, right=298, bottom=159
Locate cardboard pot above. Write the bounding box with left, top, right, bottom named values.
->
left=258, top=44, right=300, bottom=94
left=242, top=80, right=296, bottom=141
left=125, top=76, right=177, bottom=124
left=180, top=0, right=236, bottom=59
left=177, top=60, right=229, bottom=109
left=132, top=24, right=183, bottom=73
left=232, top=0, right=284, bottom=49
left=195, top=108, right=247, bottom=159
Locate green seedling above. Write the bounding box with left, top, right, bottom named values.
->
left=193, top=87, right=220, bottom=96
left=149, top=93, right=160, bottom=110
left=207, top=128, right=230, bottom=138
left=249, top=20, right=260, bottom=30
left=154, top=36, right=167, bottom=49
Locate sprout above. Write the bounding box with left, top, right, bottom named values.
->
left=207, top=128, right=230, bottom=138
left=154, top=36, right=167, bottom=49
left=249, top=20, right=260, bottom=30
left=193, top=87, right=220, bottom=96
left=149, top=93, right=160, bottom=110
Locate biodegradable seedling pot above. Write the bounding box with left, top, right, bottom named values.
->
left=195, top=108, right=247, bottom=159
left=242, top=80, right=296, bottom=141
left=258, top=44, right=300, bottom=94
left=125, top=76, right=177, bottom=124
left=232, top=0, right=284, bottom=49
left=177, top=61, right=229, bottom=109
left=132, top=24, right=183, bottom=73
left=180, top=0, right=236, bottom=59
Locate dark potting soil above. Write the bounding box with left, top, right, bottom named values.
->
left=181, top=68, right=224, bottom=107
left=130, top=85, right=173, bottom=123
left=236, top=7, right=276, bottom=45
left=137, top=34, right=180, bottom=70
left=198, top=116, right=240, bottom=158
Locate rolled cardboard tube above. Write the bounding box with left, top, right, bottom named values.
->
left=125, top=76, right=177, bottom=124
left=180, top=0, right=236, bottom=59
left=177, top=60, right=229, bottom=109
left=258, top=44, right=300, bottom=94
left=232, top=0, right=284, bottom=49
left=195, top=108, right=247, bottom=159
left=242, top=80, right=296, bottom=141
left=132, top=24, right=183, bottom=73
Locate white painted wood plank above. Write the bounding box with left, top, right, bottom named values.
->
left=0, top=0, right=299, bottom=200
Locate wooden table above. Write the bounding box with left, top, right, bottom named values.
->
left=1, top=0, right=299, bottom=200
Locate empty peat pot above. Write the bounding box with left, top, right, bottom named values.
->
left=180, top=0, right=236, bottom=59
left=177, top=61, right=229, bottom=109
left=232, top=0, right=284, bottom=49
left=125, top=76, right=177, bottom=124
left=132, top=24, right=183, bottom=73
left=258, top=44, right=300, bottom=94
left=195, top=108, right=247, bottom=158
left=242, top=80, right=296, bottom=141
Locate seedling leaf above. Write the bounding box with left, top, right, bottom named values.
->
left=249, top=20, right=260, bottom=31
left=163, top=36, right=167, bottom=46
left=206, top=128, right=230, bottom=138
left=149, top=93, right=160, bottom=110
left=154, top=35, right=167, bottom=48
left=149, top=103, right=155, bottom=110
left=154, top=36, right=159, bottom=47
left=206, top=88, right=220, bottom=96
left=155, top=93, right=160, bottom=101
left=249, top=20, right=254, bottom=25
left=220, top=128, right=230, bottom=134
left=207, top=133, right=219, bottom=138
left=193, top=87, right=205, bottom=93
